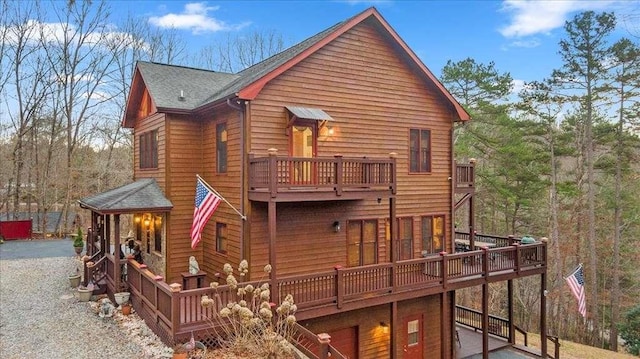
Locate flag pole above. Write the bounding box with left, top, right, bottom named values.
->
left=197, top=174, right=247, bottom=220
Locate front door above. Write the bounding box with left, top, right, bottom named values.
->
left=290, top=124, right=316, bottom=184
left=327, top=326, right=358, bottom=359
left=402, top=314, right=423, bottom=359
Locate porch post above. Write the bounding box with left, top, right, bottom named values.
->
left=508, top=279, right=515, bottom=344
left=114, top=214, right=121, bottom=293
left=541, top=271, right=548, bottom=357
left=482, top=283, right=489, bottom=359
left=105, top=214, right=111, bottom=256
left=268, top=200, right=279, bottom=305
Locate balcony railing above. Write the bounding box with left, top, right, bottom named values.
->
left=455, top=162, right=475, bottom=189
left=249, top=153, right=396, bottom=200
left=125, top=242, right=546, bottom=347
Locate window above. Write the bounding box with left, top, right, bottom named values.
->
left=347, top=219, right=378, bottom=266
left=421, top=215, right=445, bottom=255
left=407, top=319, right=420, bottom=346
left=139, top=130, right=158, bottom=169
left=153, top=215, right=163, bottom=253
left=216, top=222, right=227, bottom=254
left=409, top=129, right=431, bottom=172
left=217, top=122, right=227, bottom=173
left=398, top=217, right=413, bottom=260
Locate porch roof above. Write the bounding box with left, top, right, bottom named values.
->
left=78, top=178, right=173, bottom=214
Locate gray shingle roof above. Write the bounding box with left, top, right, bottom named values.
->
left=78, top=178, right=173, bottom=214
left=137, top=62, right=238, bottom=111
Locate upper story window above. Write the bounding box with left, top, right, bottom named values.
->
left=409, top=129, right=431, bottom=173
left=217, top=122, right=227, bottom=173
left=139, top=130, right=158, bottom=169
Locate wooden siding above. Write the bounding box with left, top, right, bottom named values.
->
left=200, top=108, right=244, bottom=280
left=133, top=112, right=167, bottom=188
left=163, top=114, right=203, bottom=283
left=248, top=21, right=454, bottom=274
left=302, top=304, right=391, bottom=359
left=133, top=112, right=167, bottom=275
left=396, top=295, right=450, bottom=358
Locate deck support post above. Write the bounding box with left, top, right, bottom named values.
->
left=541, top=271, right=548, bottom=357
left=268, top=200, right=279, bottom=305
left=440, top=292, right=447, bottom=359
left=482, top=282, right=489, bottom=359
left=481, top=246, right=490, bottom=359
left=114, top=214, right=121, bottom=293
left=508, top=279, right=515, bottom=344
left=390, top=196, right=397, bottom=291
left=391, top=301, right=398, bottom=359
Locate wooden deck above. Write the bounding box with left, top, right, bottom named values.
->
left=456, top=325, right=512, bottom=358
left=120, top=241, right=546, bottom=346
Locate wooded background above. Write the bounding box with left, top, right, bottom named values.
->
left=1, top=0, right=638, bottom=354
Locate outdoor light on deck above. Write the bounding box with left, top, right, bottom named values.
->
left=380, top=322, right=389, bottom=334
left=333, top=221, right=341, bottom=233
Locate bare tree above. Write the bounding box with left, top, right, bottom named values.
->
left=39, top=0, right=127, bottom=232
left=195, top=29, right=286, bottom=72
left=3, top=1, right=52, bottom=219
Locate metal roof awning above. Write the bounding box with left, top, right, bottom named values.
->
left=286, top=106, right=334, bottom=124
left=78, top=178, right=173, bottom=214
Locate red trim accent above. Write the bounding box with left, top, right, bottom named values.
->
left=237, top=8, right=470, bottom=122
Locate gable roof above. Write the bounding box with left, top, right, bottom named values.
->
left=78, top=178, right=173, bottom=214
left=139, top=62, right=238, bottom=111
left=123, top=7, right=470, bottom=126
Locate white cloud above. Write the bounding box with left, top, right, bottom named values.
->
left=148, top=2, right=249, bottom=34
left=499, top=0, right=615, bottom=38
left=510, top=38, right=541, bottom=48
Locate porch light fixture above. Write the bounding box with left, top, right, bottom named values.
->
left=333, top=221, right=341, bottom=233
left=380, top=321, right=389, bottom=334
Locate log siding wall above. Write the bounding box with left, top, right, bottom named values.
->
left=248, top=22, right=454, bottom=275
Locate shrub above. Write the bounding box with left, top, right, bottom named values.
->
left=619, top=304, right=640, bottom=355
left=73, top=228, right=84, bottom=247
left=201, top=260, right=297, bottom=358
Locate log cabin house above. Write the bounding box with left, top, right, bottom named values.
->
left=79, top=7, right=550, bottom=359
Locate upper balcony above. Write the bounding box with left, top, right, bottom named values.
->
left=248, top=150, right=397, bottom=202
left=454, top=160, right=475, bottom=194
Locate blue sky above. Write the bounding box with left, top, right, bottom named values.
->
left=109, top=0, right=638, bottom=92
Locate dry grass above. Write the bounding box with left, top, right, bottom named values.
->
left=517, top=332, right=637, bottom=359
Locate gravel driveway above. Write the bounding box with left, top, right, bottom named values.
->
left=0, top=241, right=170, bottom=359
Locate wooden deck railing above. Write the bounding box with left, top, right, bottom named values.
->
left=249, top=154, right=397, bottom=197
left=125, top=242, right=546, bottom=348
left=455, top=305, right=560, bottom=359
left=455, top=231, right=519, bottom=248
left=455, top=162, right=475, bottom=188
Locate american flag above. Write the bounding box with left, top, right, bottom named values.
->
left=190, top=178, right=222, bottom=249
left=565, top=264, right=586, bottom=318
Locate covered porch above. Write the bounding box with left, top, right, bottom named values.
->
left=77, top=178, right=173, bottom=297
